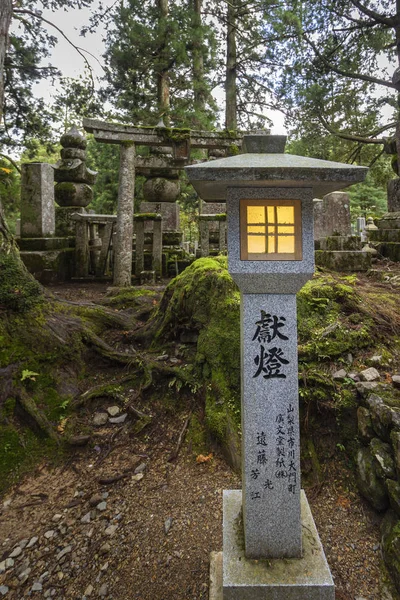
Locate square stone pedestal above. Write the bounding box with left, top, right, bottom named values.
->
left=211, top=489, right=334, bottom=600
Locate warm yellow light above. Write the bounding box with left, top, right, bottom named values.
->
left=248, top=235, right=266, bottom=253
left=277, top=206, right=294, bottom=224
left=241, top=199, right=302, bottom=260
left=278, top=236, right=295, bottom=253
left=247, top=206, right=265, bottom=224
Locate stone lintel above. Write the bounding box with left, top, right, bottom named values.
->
left=83, top=118, right=242, bottom=149
left=70, top=213, right=117, bottom=223
left=222, top=490, right=334, bottom=600
left=199, top=214, right=227, bottom=221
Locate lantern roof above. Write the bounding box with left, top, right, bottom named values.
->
left=185, top=134, right=368, bottom=200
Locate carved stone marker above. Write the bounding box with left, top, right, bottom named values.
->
left=186, top=133, right=367, bottom=599
left=20, top=163, right=55, bottom=238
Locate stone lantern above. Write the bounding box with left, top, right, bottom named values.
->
left=185, top=133, right=367, bottom=599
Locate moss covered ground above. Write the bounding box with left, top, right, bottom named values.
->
left=2, top=258, right=400, bottom=493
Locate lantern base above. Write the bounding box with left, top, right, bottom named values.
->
left=215, top=489, right=334, bottom=600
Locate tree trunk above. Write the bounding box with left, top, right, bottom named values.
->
left=225, top=0, right=237, bottom=130
left=0, top=0, right=12, bottom=125
left=192, top=0, right=206, bottom=127
left=157, top=0, right=170, bottom=125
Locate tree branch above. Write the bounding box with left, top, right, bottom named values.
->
left=303, top=34, right=396, bottom=89
left=318, top=113, right=392, bottom=145
left=0, top=152, right=21, bottom=173
left=12, top=9, right=98, bottom=88
left=349, top=0, right=396, bottom=27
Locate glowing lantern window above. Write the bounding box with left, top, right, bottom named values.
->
left=240, top=199, right=302, bottom=260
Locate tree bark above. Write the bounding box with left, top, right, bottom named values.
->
left=0, top=0, right=12, bottom=125
left=225, top=0, right=237, bottom=130
left=192, top=0, right=206, bottom=126
left=157, top=0, right=170, bottom=124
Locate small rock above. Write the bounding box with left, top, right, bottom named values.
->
left=18, top=539, right=29, bottom=550
left=5, top=558, right=14, bottom=569
left=27, top=537, right=38, bottom=549
left=100, top=561, right=108, bottom=571
left=164, top=517, right=173, bottom=534
left=169, top=357, right=180, bottom=364
left=348, top=373, right=359, bottom=381
left=89, top=493, right=103, bottom=507
left=99, top=543, right=111, bottom=555
left=359, top=367, right=380, bottom=382
left=134, top=463, right=147, bottom=474
left=31, top=582, right=43, bottom=592
left=370, top=355, right=383, bottom=364
left=9, top=547, right=22, bottom=559
left=93, top=413, right=108, bottom=427
left=52, top=514, right=62, bottom=523
left=56, top=546, right=72, bottom=561
left=84, top=584, right=94, bottom=596
left=104, top=525, right=117, bottom=537
left=332, top=369, right=347, bottom=380
left=106, top=406, right=120, bottom=417
left=131, top=473, right=144, bottom=483
left=355, top=381, right=378, bottom=396
left=39, top=571, right=49, bottom=583
left=155, top=354, right=169, bottom=361
left=109, top=413, right=127, bottom=424
left=0, top=586, right=9, bottom=596
left=96, top=502, right=107, bottom=512
left=18, top=567, right=31, bottom=583
left=99, top=583, right=108, bottom=597
left=81, top=512, right=91, bottom=524
left=57, top=571, right=64, bottom=581
left=392, top=375, right=400, bottom=389
left=44, top=530, right=55, bottom=539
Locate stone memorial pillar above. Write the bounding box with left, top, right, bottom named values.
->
left=114, top=143, right=136, bottom=287
left=20, top=163, right=55, bottom=238
left=186, top=133, right=368, bottom=599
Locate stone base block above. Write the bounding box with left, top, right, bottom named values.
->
left=222, top=490, right=334, bottom=600
left=377, top=242, right=400, bottom=262
left=55, top=206, right=86, bottom=236
left=378, top=212, right=400, bottom=230
left=140, top=270, right=156, bottom=285
left=20, top=249, right=75, bottom=283
left=320, top=235, right=361, bottom=251
left=369, top=229, right=400, bottom=243
left=17, top=237, right=75, bottom=251
left=315, top=250, right=371, bottom=271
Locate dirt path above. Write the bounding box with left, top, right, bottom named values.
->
left=0, top=281, right=397, bottom=600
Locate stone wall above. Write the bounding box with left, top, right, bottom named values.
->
left=355, top=380, right=400, bottom=590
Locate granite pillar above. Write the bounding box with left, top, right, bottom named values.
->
left=219, top=220, right=227, bottom=252
left=135, top=220, right=145, bottom=277
left=388, top=178, right=400, bottom=213
left=20, top=163, right=55, bottom=238
left=114, top=144, right=136, bottom=287
left=242, top=293, right=301, bottom=558
left=75, top=220, right=89, bottom=278
left=199, top=219, right=210, bottom=257
left=152, top=217, right=163, bottom=276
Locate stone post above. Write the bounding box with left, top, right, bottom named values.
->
left=199, top=218, right=210, bottom=257
left=113, top=143, right=136, bottom=287
left=135, top=219, right=145, bottom=277
left=20, top=163, right=55, bottom=238
left=218, top=218, right=227, bottom=252
left=152, top=216, right=163, bottom=276
left=75, top=220, right=89, bottom=278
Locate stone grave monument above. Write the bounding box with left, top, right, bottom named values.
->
left=185, top=132, right=367, bottom=599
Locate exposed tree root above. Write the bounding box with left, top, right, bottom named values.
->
left=16, top=389, right=60, bottom=443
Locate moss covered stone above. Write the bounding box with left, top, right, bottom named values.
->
left=356, top=446, right=389, bottom=511
left=381, top=510, right=400, bottom=592
left=0, top=251, right=43, bottom=312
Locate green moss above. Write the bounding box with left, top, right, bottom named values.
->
left=0, top=251, right=43, bottom=312
left=0, top=424, right=63, bottom=493
left=134, top=212, right=162, bottom=221
left=187, top=414, right=208, bottom=455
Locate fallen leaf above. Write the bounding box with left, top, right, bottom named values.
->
left=196, top=453, right=213, bottom=464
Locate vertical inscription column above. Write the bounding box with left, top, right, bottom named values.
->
left=114, top=143, right=135, bottom=287
left=242, top=293, right=301, bottom=559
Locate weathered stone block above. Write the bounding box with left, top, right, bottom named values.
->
left=369, top=438, right=396, bottom=479
left=360, top=367, right=380, bottom=382
left=315, top=250, right=371, bottom=272
left=20, top=162, right=55, bottom=238
left=320, top=236, right=360, bottom=251
left=356, top=446, right=389, bottom=511
left=381, top=510, right=400, bottom=593
left=55, top=207, right=86, bottom=237
left=387, top=480, right=400, bottom=517
left=222, top=490, right=335, bottom=599
left=390, top=431, right=400, bottom=474
left=388, top=178, right=400, bottom=213
left=140, top=201, right=180, bottom=231
left=357, top=407, right=374, bottom=443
